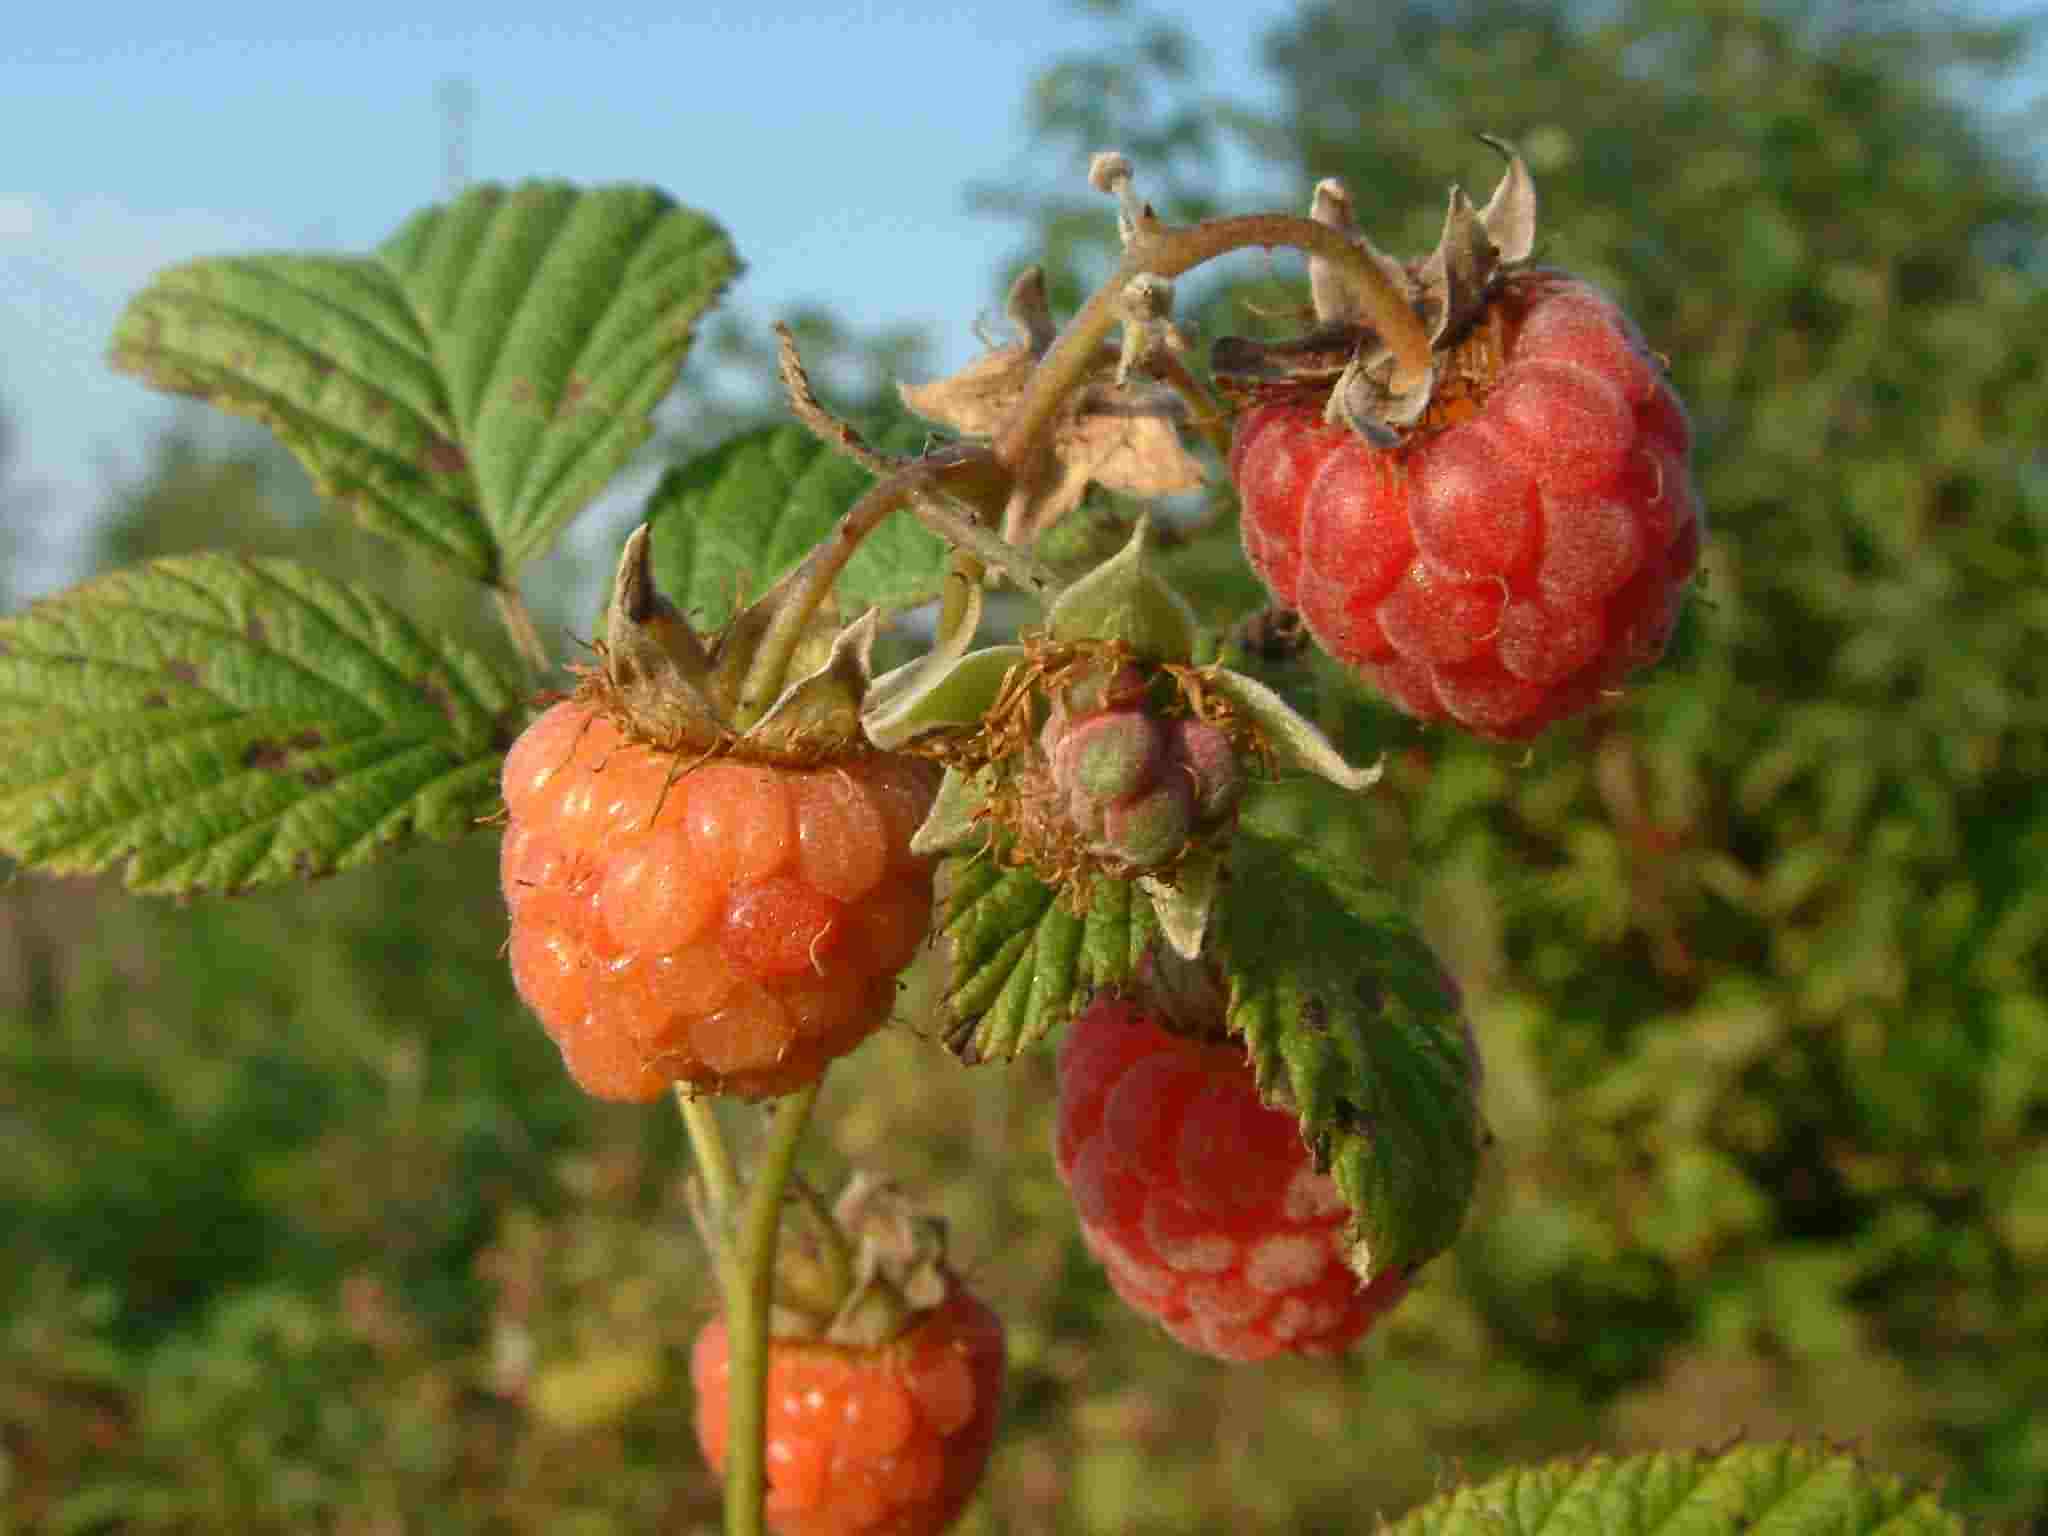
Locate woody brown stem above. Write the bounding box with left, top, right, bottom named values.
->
left=994, top=211, right=1431, bottom=483
left=734, top=448, right=1016, bottom=729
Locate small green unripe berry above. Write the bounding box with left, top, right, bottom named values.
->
left=1100, top=776, right=1194, bottom=869
left=1167, top=719, right=1242, bottom=824
left=1065, top=713, right=1164, bottom=803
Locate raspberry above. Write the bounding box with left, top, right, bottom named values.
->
left=1036, top=663, right=1243, bottom=872
left=500, top=699, right=939, bottom=1100
left=1054, top=994, right=1413, bottom=1360
left=692, top=1284, right=1006, bottom=1536
left=1230, top=272, right=1700, bottom=740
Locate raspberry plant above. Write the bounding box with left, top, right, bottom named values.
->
left=0, top=146, right=1959, bottom=1536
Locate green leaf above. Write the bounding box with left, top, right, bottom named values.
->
left=0, top=555, right=523, bottom=895
left=933, top=850, right=1159, bottom=1062
left=646, top=425, right=949, bottom=630
left=1224, top=779, right=1481, bottom=1277
left=110, top=181, right=738, bottom=582
left=1387, top=1444, right=1962, bottom=1536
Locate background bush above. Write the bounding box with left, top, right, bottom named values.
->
left=5, top=0, right=2045, bottom=1528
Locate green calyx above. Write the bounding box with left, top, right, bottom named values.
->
left=857, top=515, right=1380, bottom=960
left=1046, top=515, right=1199, bottom=662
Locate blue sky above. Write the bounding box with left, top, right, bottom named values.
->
left=0, top=1, right=1299, bottom=587
left=3, top=0, right=2039, bottom=596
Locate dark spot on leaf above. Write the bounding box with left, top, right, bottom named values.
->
left=558, top=376, right=588, bottom=417
left=491, top=709, right=524, bottom=755
left=301, top=766, right=337, bottom=788
left=243, top=740, right=290, bottom=772
left=416, top=676, right=459, bottom=726
left=310, top=356, right=334, bottom=379
left=943, top=1015, right=984, bottom=1065
left=507, top=378, right=537, bottom=405
left=141, top=692, right=168, bottom=709
left=425, top=434, right=467, bottom=477
left=288, top=729, right=325, bottom=751
left=167, top=660, right=201, bottom=687
left=1332, top=1097, right=1372, bottom=1135
left=1301, top=996, right=1330, bottom=1034
left=245, top=614, right=269, bottom=647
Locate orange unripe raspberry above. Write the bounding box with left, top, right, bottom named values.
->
left=693, top=1284, right=1006, bottom=1536
left=500, top=700, right=940, bottom=1100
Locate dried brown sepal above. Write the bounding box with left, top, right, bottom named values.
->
left=900, top=266, right=1203, bottom=543
left=702, top=1171, right=958, bottom=1350
left=577, top=524, right=875, bottom=769
left=1214, top=139, right=1540, bottom=448
left=775, top=321, right=903, bottom=478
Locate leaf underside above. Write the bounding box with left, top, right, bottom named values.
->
left=109, top=181, right=739, bottom=583
left=644, top=424, right=950, bottom=632
left=1224, top=781, right=1482, bottom=1277
left=934, top=848, right=1159, bottom=1063
left=0, top=555, right=523, bottom=895
left=1387, top=1443, right=1961, bottom=1536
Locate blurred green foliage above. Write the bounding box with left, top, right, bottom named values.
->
left=4, top=0, right=2046, bottom=1528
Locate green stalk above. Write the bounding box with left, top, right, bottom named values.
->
left=716, top=1080, right=822, bottom=1536
left=677, top=1089, right=738, bottom=1227
left=732, top=450, right=1014, bottom=729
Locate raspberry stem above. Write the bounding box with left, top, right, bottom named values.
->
left=708, top=1078, right=821, bottom=1536
left=733, top=450, right=1056, bottom=729
left=677, top=1088, right=739, bottom=1224
left=993, top=209, right=1433, bottom=483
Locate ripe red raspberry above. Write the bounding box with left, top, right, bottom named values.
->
left=500, top=699, right=938, bottom=1101
left=692, top=1284, right=1006, bottom=1536
left=1231, top=273, right=1701, bottom=739
left=1055, top=994, right=1412, bottom=1360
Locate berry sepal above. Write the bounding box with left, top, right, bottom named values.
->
left=697, top=1171, right=957, bottom=1351
left=1044, top=515, right=1199, bottom=663
left=596, top=522, right=882, bottom=761
left=1213, top=139, right=1538, bottom=445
